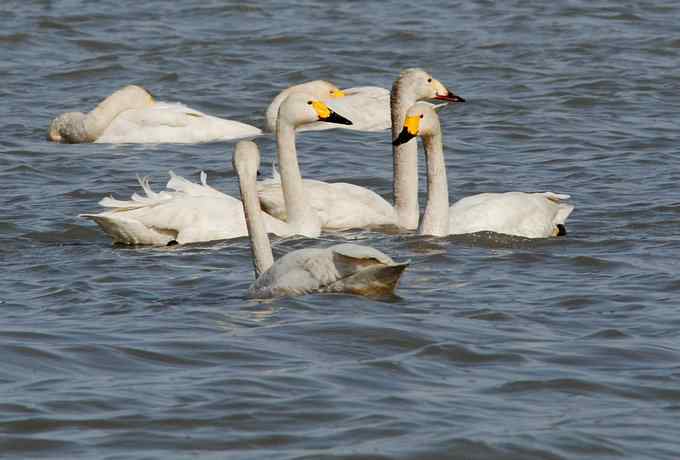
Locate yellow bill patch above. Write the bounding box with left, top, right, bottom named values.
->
left=312, top=100, right=332, bottom=119
left=330, top=89, right=346, bottom=98
left=404, top=115, right=421, bottom=136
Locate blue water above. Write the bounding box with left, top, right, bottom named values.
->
left=1, top=1, right=679, bottom=458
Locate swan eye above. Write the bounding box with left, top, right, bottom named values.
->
left=307, top=101, right=313, bottom=105
left=427, top=78, right=432, bottom=83
left=419, top=114, right=424, bottom=119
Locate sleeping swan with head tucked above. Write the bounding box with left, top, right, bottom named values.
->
left=48, top=85, right=262, bottom=144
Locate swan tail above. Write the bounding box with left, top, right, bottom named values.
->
left=554, top=202, right=575, bottom=225
left=79, top=213, right=175, bottom=245
left=166, top=170, right=225, bottom=198
left=541, top=192, right=574, bottom=225
left=96, top=176, right=174, bottom=210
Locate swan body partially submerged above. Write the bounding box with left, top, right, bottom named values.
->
left=234, top=141, right=408, bottom=299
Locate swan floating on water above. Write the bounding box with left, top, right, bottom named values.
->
left=49, top=80, right=391, bottom=144
left=257, top=68, right=465, bottom=231
left=234, top=141, right=408, bottom=299
left=79, top=93, right=354, bottom=244
left=393, top=102, right=574, bottom=238
left=48, top=85, right=262, bottom=144
left=266, top=83, right=391, bottom=133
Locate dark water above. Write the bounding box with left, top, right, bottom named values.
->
left=2, top=1, right=679, bottom=458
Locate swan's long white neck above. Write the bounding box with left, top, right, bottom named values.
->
left=419, top=131, right=450, bottom=237
left=239, top=164, right=275, bottom=277
left=276, top=122, right=321, bottom=236
left=391, top=79, right=420, bottom=230
left=83, top=90, right=136, bottom=141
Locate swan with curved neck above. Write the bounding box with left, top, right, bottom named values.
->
left=49, top=85, right=155, bottom=143
left=235, top=141, right=408, bottom=299
left=79, top=94, right=352, bottom=244
left=49, top=81, right=351, bottom=144
left=393, top=102, right=574, bottom=238
left=257, top=68, right=464, bottom=231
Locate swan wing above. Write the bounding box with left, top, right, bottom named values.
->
left=248, top=244, right=406, bottom=299
left=248, top=248, right=337, bottom=298
left=258, top=179, right=396, bottom=230
left=81, top=195, right=248, bottom=245
left=82, top=172, right=291, bottom=244
left=95, top=102, right=262, bottom=144
left=449, top=192, right=574, bottom=238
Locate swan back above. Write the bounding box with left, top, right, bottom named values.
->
left=265, top=80, right=344, bottom=132
left=248, top=244, right=408, bottom=299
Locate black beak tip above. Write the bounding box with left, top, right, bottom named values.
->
left=324, top=111, right=353, bottom=126
left=436, top=91, right=465, bottom=103
left=392, top=127, right=415, bottom=146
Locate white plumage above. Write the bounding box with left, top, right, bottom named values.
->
left=257, top=69, right=465, bottom=230
left=95, top=102, right=262, bottom=144
left=80, top=92, right=358, bottom=245
left=393, top=102, right=574, bottom=238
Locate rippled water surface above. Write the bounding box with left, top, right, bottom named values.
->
left=2, top=1, right=680, bottom=458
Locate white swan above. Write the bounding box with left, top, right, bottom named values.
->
left=80, top=94, right=353, bottom=244
left=234, top=141, right=408, bottom=299
left=48, top=85, right=261, bottom=144
left=257, top=68, right=465, bottom=231
left=393, top=102, right=574, bottom=238
left=49, top=81, right=349, bottom=144
left=265, top=83, right=391, bottom=133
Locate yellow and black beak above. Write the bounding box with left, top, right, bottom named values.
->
left=311, top=100, right=353, bottom=125
left=392, top=115, right=420, bottom=146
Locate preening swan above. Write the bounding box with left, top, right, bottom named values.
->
left=393, top=102, right=574, bottom=238
left=80, top=94, right=353, bottom=244
left=258, top=68, right=465, bottom=231
left=235, top=141, right=408, bottom=299
left=48, top=85, right=261, bottom=144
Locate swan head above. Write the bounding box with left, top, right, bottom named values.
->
left=278, top=93, right=353, bottom=129
left=265, top=80, right=346, bottom=132
left=233, top=140, right=261, bottom=181
left=392, top=102, right=440, bottom=146
left=396, top=68, right=465, bottom=103
left=48, top=112, right=88, bottom=142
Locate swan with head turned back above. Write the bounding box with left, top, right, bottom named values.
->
left=48, top=85, right=262, bottom=144
left=257, top=68, right=465, bottom=231
left=393, top=102, right=574, bottom=238
left=234, top=141, right=408, bottom=299
left=79, top=94, right=353, bottom=244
